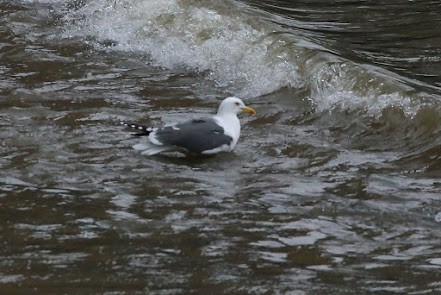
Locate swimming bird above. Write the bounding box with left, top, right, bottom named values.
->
left=121, top=96, right=256, bottom=156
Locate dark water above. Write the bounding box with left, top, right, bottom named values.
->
left=1, top=0, right=441, bottom=294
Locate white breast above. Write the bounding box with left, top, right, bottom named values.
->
left=214, top=114, right=241, bottom=150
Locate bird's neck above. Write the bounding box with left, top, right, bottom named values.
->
left=217, top=112, right=240, bottom=125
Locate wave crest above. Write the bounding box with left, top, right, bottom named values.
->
left=63, top=0, right=302, bottom=97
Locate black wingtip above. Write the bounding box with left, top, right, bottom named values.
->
left=132, top=132, right=149, bottom=137
left=120, top=121, right=154, bottom=136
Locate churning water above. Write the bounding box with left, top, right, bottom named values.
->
left=1, top=0, right=440, bottom=294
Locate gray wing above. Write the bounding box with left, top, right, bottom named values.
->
left=153, top=118, right=233, bottom=153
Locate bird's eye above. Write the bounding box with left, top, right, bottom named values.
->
left=234, top=102, right=240, bottom=106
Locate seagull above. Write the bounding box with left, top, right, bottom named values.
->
left=121, top=97, right=256, bottom=156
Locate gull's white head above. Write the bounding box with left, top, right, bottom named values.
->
left=217, top=97, right=256, bottom=116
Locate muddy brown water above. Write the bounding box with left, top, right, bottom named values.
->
left=1, top=1, right=441, bottom=294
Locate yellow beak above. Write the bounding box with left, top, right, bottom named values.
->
left=241, top=106, right=256, bottom=115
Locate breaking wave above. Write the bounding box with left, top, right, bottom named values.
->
left=61, top=0, right=440, bottom=118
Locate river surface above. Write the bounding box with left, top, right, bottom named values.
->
left=1, top=0, right=441, bottom=294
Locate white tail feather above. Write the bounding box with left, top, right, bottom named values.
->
left=132, top=143, right=171, bottom=156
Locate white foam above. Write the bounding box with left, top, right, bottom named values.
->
left=62, top=0, right=301, bottom=98
left=60, top=0, right=430, bottom=116
left=305, top=56, right=424, bottom=117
